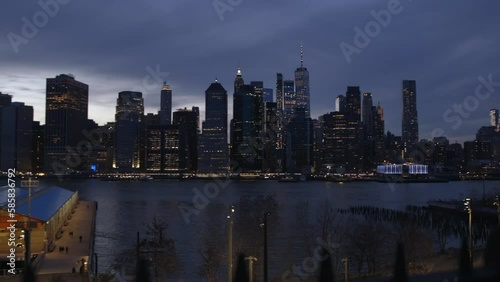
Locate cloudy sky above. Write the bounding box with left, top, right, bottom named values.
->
left=1, top=0, right=499, bottom=144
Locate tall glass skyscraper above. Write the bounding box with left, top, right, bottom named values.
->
left=159, top=82, right=172, bottom=126
left=114, top=91, right=144, bottom=171
left=283, top=80, right=295, bottom=124
left=198, top=80, right=229, bottom=173
left=0, top=102, right=33, bottom=172
left=294, top=43, right=310, bottom=118
left=44, top=74, right=88, bottom=173
left=362, top=92, right=374, bottom=139
left=402, top=80, right=419, bottom=160
left=345, top=86, right=361, bottom=121
left=231, top=74, right=263, bottom=172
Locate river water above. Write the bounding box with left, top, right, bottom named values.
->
left=37, top=179, right=500, bottom=281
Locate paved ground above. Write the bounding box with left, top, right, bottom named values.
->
left=0, top=200, right=96, bottom=281
left=37, top=200, right=95, bottom=276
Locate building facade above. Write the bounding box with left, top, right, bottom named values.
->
left=44, top=74, right=89, bottom=173
left=402, top=80, right=419, bottom=160
left=198, top=80, right=229, bottom=174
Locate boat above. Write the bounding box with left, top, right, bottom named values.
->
left=139, top=175, right=154, bottom=181
left=101, top=175, right=121, bottom=181
left=277, top=174, right=306, bottom=182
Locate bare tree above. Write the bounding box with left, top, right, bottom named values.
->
left=112, top=216, right=181, bottom=282
left=395, top=222, right=434, bottom=271
left=198, top=218, right=226, bottom=282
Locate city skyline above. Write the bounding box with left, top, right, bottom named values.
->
left=1, top=1, right=499, bottom=144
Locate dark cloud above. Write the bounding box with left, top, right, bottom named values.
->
left=0, top=0, right=499, bottom=144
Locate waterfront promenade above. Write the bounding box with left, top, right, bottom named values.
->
left=0, top=200, right=96, bottom=282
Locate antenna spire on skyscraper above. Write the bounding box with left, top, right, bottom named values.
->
left=300, top=41, right=303, bottom=68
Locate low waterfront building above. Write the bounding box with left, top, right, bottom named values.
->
left=0, top=186, right=78, bottom=259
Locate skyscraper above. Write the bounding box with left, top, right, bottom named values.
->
left=44, top=74, right=89, bottom=173
left=285, top=107, right=313, bottom=173
left=0, top=92, right=13, bottom=168
left=263, top=88, right=273, bottom=103
left=159, top=82, right=172, bottom=126
left=173, top=107, right=199, bottom=172
left=490, top=109, right=498, bottom=127
left=362, top=92, right=374, bottom=139
left=275, top=73, right=285, bottom=171
left=283, top=80, right=295, bottom=123
left=335, top=95, right=346, bottom=112
left=0, top=102, right=33, bottom=172
left=263, top=102, right=278, bottom=172
left=234, top=67, right=244, bottom=93
left=114, top=91, right=144, bottom=171
left=231, top=79, right=263, bottom=172
left=198, top=80, right=229, bottom=173
left=345, top=86, right=361, bottom=121
left=294, top=43, right=311, bottom=118
left=402, top=80, right=419, bottom=160
left=321, top=111, right=363, bottom=173
left=276, top=73, right=284, bottom=116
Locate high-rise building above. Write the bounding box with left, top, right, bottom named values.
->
left=402, top=80, right=419, bottom=160
left=275, top=73, right=285, bottom=171
left=294, top=43, right=310, bottom=118
left=312, top=118, right=323, bottom=172
left=44, top=74, right=89, bottom=173
left=263, top=102, right=278, bottom=172
left=250, top=81, right=264, bottom=158
left=285, top=107, right=313, bottom=173
left=198, top=80, right=229, bottom=173
left=231, top=79, right=263, bottom=172
left=114, top=91, right=144, bottom=171
left=159, top=82, right=172, bottom=126
left=490, top=109, right=498, bottom=127
left=0, top=92, right=12, bottom=107
left=283, top=80, right=295, bottom=123
left=335, top=95, right=346, bottom=112
left=362, top=92, right=375, bottom=170
left=374, top=103, right=385, bottom=140
left=276, top=73, right=284, bottom=116
left=321, top=111, right=363, bottom=173
left=345, top=86, right=361, bottom=121
left=0, top=102, right=33, bottom=172
left=234, top=67, right=244, bottom=93
left=0, top=92, right=13, bottom=168
left=173, top=107, right=199, bottom=173
left=362, top=92, right=374, bottom=139
left=32, top=121, right=44, bottom=173
left=263, top=88, right=273, bottom=103
left=374, top=103, right=386, bottom=163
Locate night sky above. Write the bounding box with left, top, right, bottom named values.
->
left=1, top=0, right=499, bottom=144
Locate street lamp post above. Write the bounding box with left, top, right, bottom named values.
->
left=20, top=177, right=38, bottom=268
left=494, top=195, right=500, bottom=226
left=245, top=256, right=258, bottom=282
left=263, top=211, right=271, bottom=282
left=342, top=257, right=349, bottom=282
left=464, top=198, right=473, bottom=268
left=228, top=205, right=235, bottom=282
